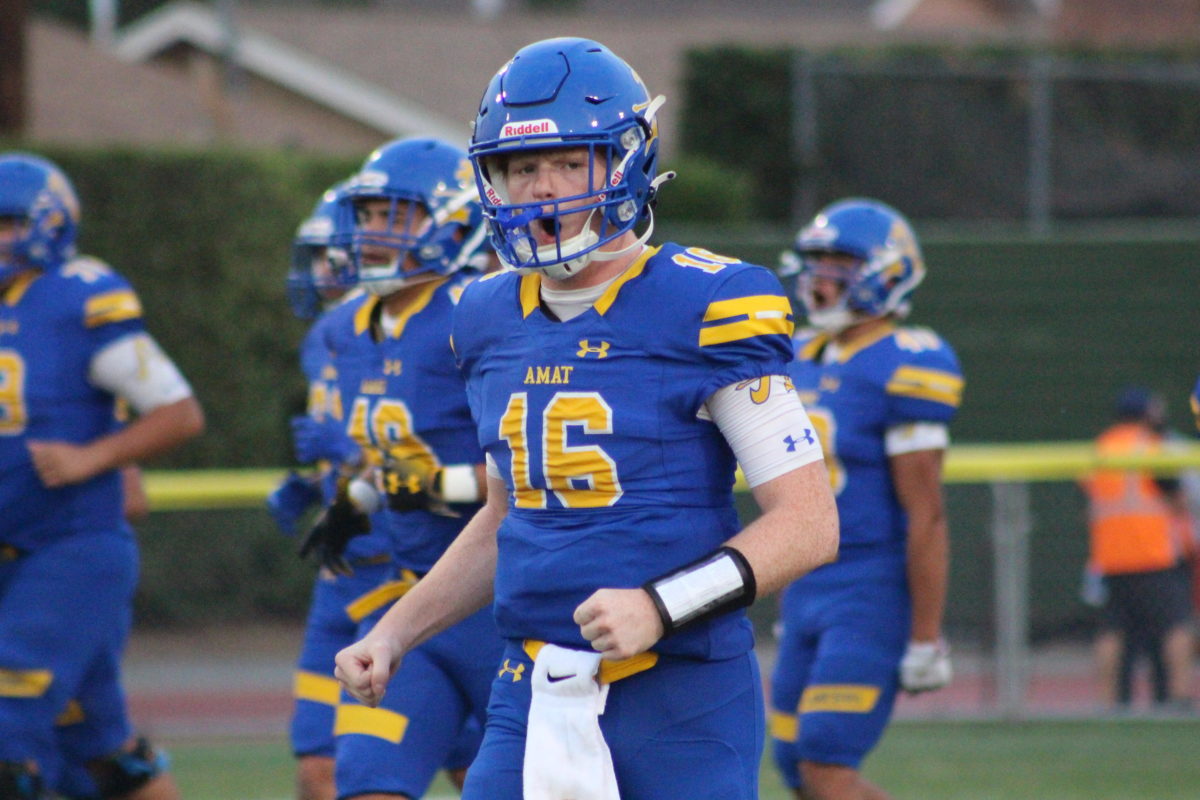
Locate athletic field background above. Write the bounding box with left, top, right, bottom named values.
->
left=127, top=624, right=1200, bottom=798
left=164, top=720, right=1200, bottom=799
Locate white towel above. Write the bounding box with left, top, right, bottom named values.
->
left=522, top=644, right=620, bottom=800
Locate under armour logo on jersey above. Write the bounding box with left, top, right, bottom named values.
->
left=498, top=659, right=525, bottom=682
left=576, top=340, right=610, bottom=358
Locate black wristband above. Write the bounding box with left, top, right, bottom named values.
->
left=642, top=546, right=757, bottom=637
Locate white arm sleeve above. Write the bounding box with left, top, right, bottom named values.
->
left=885, top=422, right=949, bottom=456
left=706, top=376, right=825, bottom=488
left=88, top=333, right=194, bottom=415
left=486, top=452, right=501, bottom=479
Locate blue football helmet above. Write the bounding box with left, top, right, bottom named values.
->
left=286, top=181, right=351, bottom=319
left=333, top=138, right=485, bottom=296
left=0, top=152, right=81, bottom=283
left=469, top=37, right=670, bottom=280
left=781, top=198, right=925, bottom=333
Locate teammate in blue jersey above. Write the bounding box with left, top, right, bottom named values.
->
left=270, top=182, right=400, bottom=800
left=302, top=137, right=501, bottom=800
left=769, top=199, right=964, bottom=800
left=335, top=38, right=839, bottom=800
left=0, top=152, right=204, bottom=798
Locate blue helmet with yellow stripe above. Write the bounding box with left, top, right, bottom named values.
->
left=782, top=198, right=925, bottom=333
left=468, top=37, right=669, bottom=280
left=334, top=137, right=485, bottom=296
left=0, top=152, right=80, bottom=283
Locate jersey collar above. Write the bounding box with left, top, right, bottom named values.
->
left=353, top=278, right=448, bottom=339
left=799, top=321, right=897, bottom=364
left=1, top=271, right=40, bottom=306
left=518, top=246, right=659, bottom=319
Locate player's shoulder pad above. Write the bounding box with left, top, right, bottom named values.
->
left=884, top=325, right=963, bottom=410
left=654, top=244, right=793, bottom=352
left=459, top=266, right=518, bottom=304
left=453, top=268, right=519, bottom=350
left=54, top=255, right=143, bottom=329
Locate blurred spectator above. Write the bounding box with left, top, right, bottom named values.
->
left=1081, top=386, right=1195, bottom=712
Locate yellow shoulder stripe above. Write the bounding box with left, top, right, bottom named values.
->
left=294, top=670, right=341, bottom=705
left=334, top=703, right=408, bottom=743
left=0, top=668, right=53, bottom=698
left=699, top=295, right=793, bottom=347
left=703, top=294, right=792, bottom=322
left=84, top=289, right=142, bottom=327
left=886, top=365, right=964, bottom=406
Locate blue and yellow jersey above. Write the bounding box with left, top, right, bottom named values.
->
left=324, top=273, right=484, bottom=571
left=0, top=258, right=145, bottom=549
left=452, top=243, right=795, bottom=659
left=789, top=323, right=962, bottom=570
left=299, top=306, right=390, bottom=561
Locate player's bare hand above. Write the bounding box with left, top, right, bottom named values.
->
left=26, top=440, right=104, bottom=487
left=574, top=588, right=664, bottom=660
left=334, top=635, right=403, bottom=707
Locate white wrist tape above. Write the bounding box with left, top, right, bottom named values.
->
left=643, top=547, right=757, bottom=636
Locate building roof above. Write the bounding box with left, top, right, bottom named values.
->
left=30, top=0, right=1191, bottom=156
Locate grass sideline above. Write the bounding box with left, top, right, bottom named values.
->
left=164, top=718, right=1200, bottom=799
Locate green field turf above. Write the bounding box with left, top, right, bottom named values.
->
left=165, top=718, right=1200, bottom=800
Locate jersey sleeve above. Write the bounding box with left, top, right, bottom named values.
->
left=693, top=261, right=795, bottom=404
left=884, top=327, right=964, bottom=427
left=62, top=257, right=146, bottom=352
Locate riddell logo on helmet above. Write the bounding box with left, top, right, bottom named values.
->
left=501, top=119, right=558, bottom=138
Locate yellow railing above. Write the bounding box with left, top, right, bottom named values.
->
left=143, top=440, right=1200, bottom=510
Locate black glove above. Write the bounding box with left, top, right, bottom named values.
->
left=298, top=482, right=371, bottom=575
left=382, top=457, right=458, bottom=517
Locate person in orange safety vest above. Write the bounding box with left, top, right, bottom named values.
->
left=1081, top=386, right=1195, bottom=711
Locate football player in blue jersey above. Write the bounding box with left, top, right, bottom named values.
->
left=0, top=152, right=204, bottom=798
left=334, top=38, right=839, bottom=800
left=271, top=182, right=396, bottom=800
left=303, top=137, right=501, bottom=800
left=769, top=198, right=964, bottom=800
